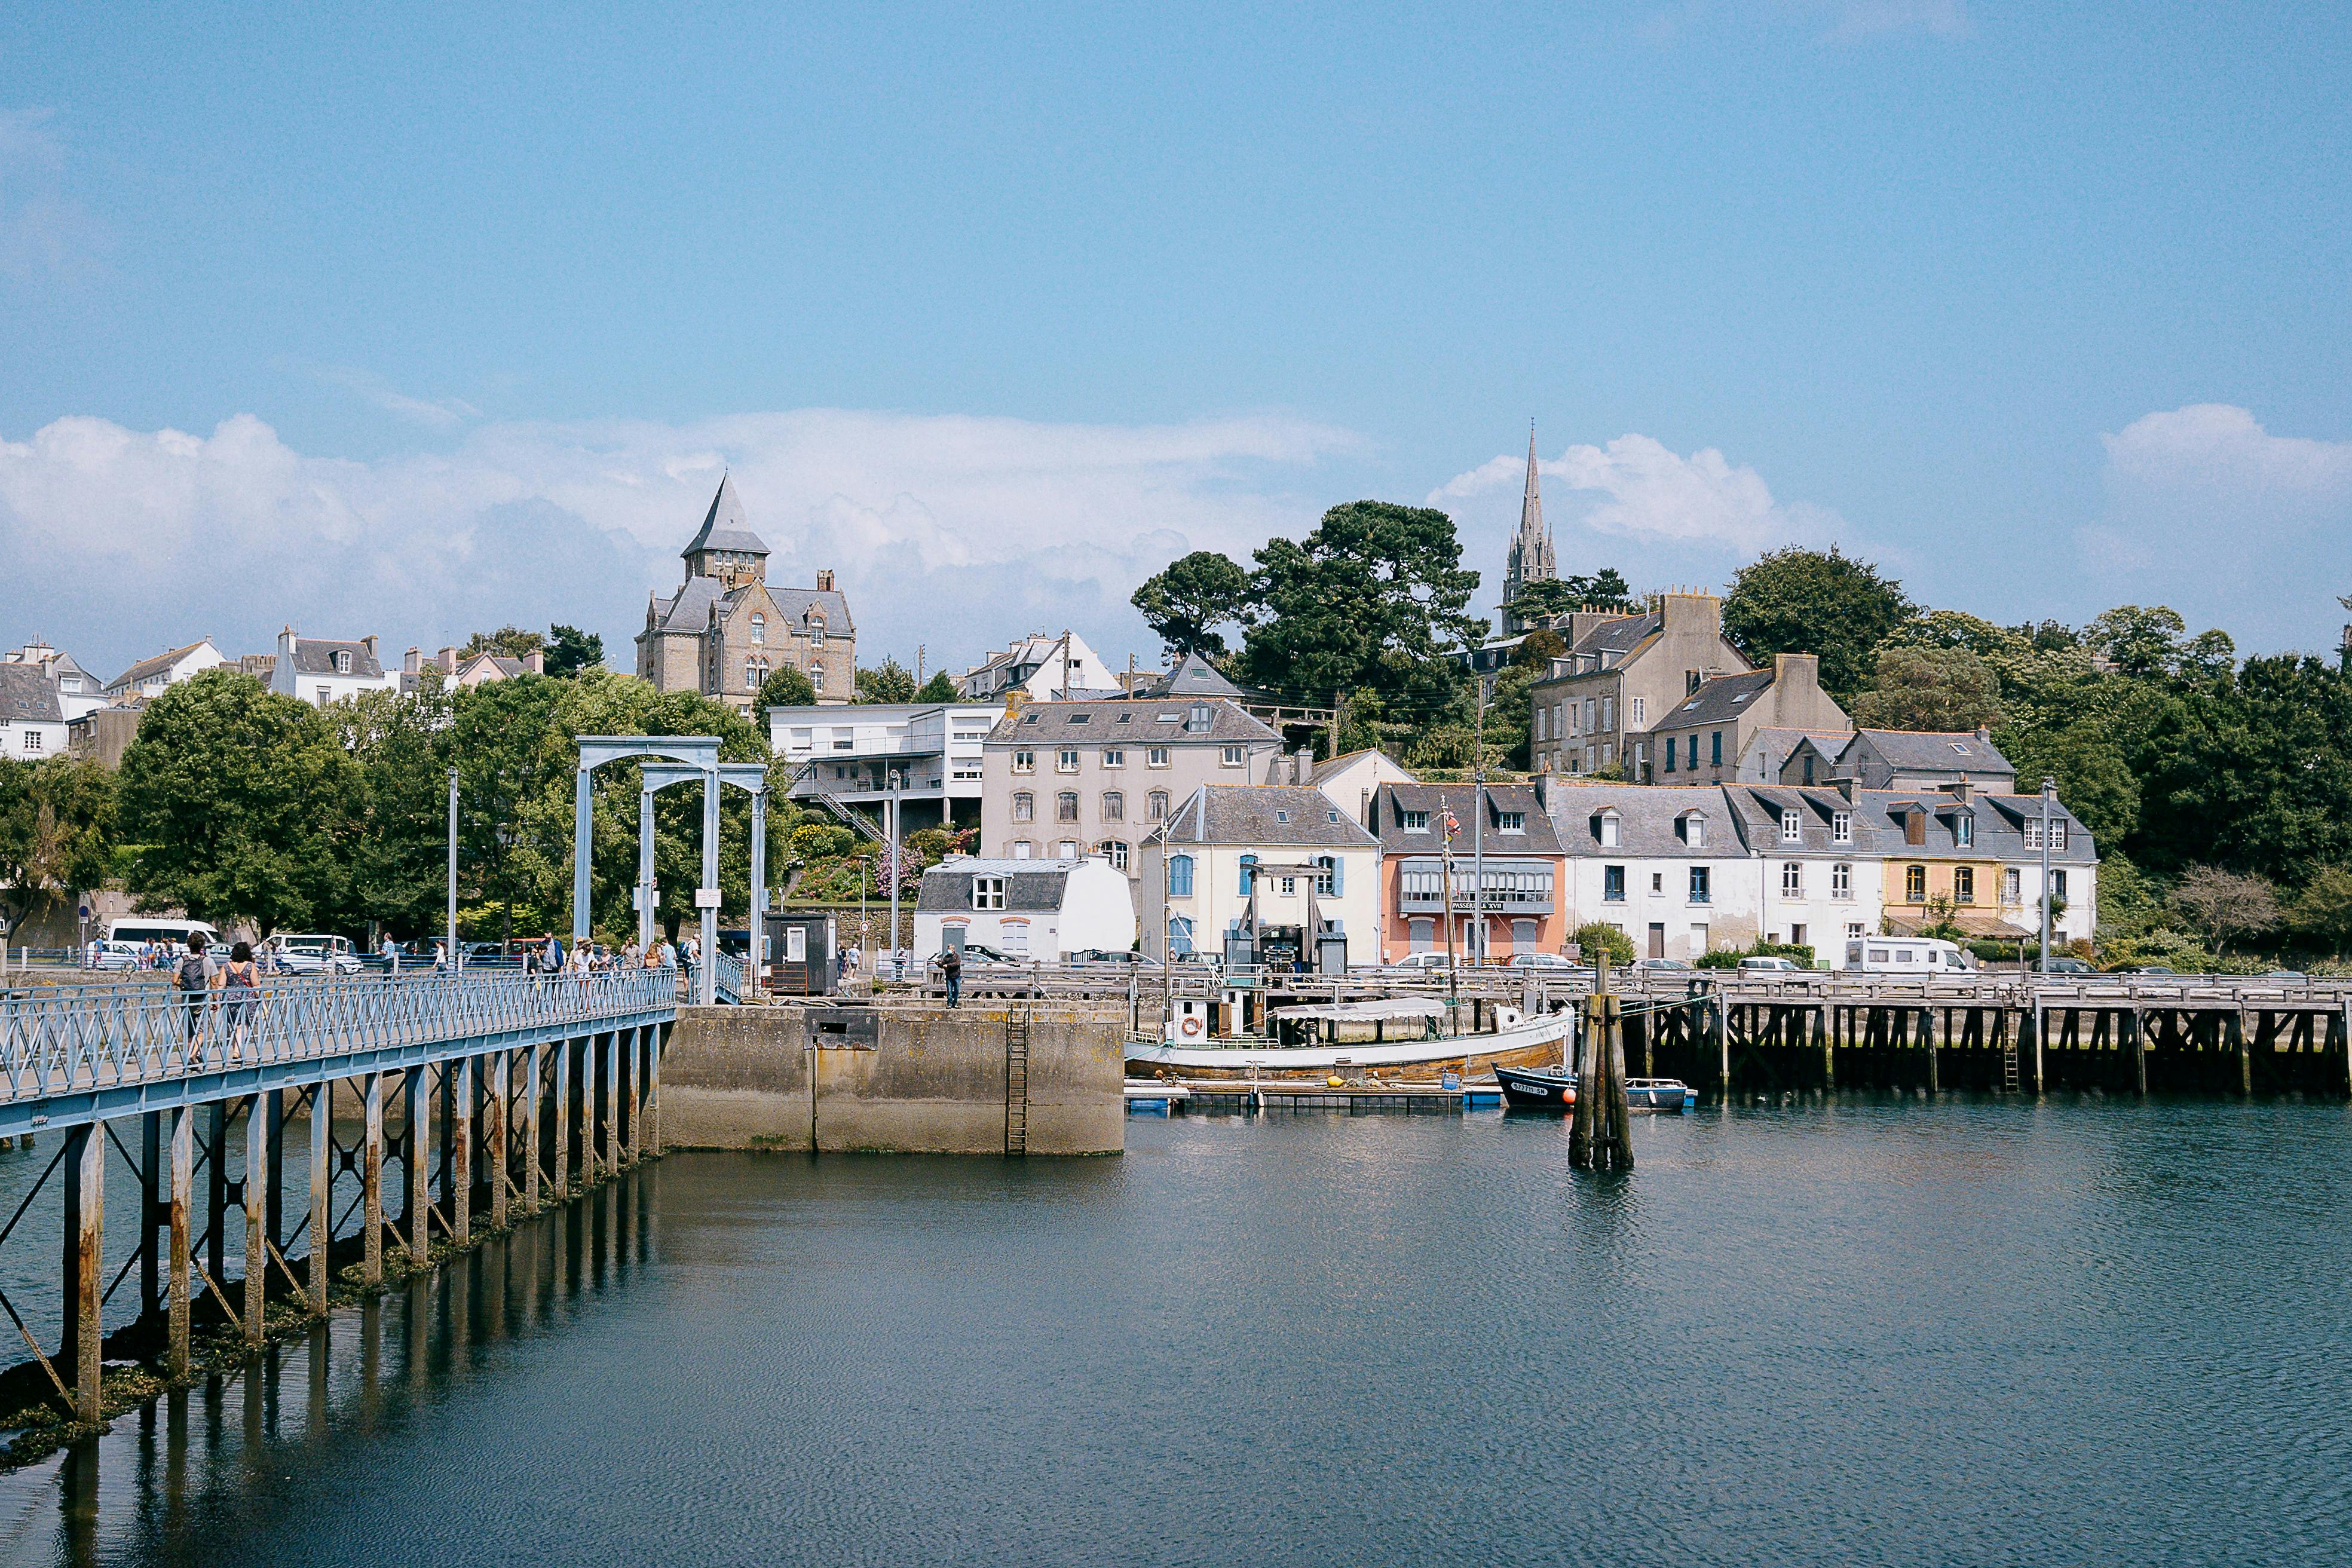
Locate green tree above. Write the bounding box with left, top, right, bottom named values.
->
left=757, top=665, right=818, bottom=721
left=333, top=685, right=455, bottom=938
left=544, top=624, right=605, bottom=677
left=1720, top=546, right=1918, bottom=699
left=0, top=755, right=116, bottom=922
left=1132, top=549, right=1252, bottom=658
left=461, top=626, right=546, bottom=660
left=1239, top=501, right=1484, bottom=728
left=2288, top=867, right=2352, bottom=956
left=1503, top=570, right=1637, bottom=630
left=854, top=657, right=918, bottom=704
left=1849, top=646, right=2005, bottom=732
left=914, top=670, right=959, bottom=703
left=117, top=669, right=356, bottom=936
left=449, top=675, right=568, bottom=942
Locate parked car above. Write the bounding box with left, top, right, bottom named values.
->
left=274, top=934, right=362, bottom=976
left=2039, top=956, right=2095, bottom=975
left=1632, top=957, right=1692, bottom=973
left=1380, top=951, right=1456, bottom=974
left=1506, top=953, right=1589, bottom=973
left=1069, top=948, right=1161, bottom=968
left=1737, top=956, right=1809, bottom=973
left=89, top=939, right=142, bottom=972
left=2110, top=962, right=2178, bottom=975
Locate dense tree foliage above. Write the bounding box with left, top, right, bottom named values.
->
left=1131, top=550, right=1252, bottom=658
left=0, top=755, right=116, bottom=926
left=461, top=626, right=546, bottom=660
left=1849, top=647, right=2005, bottom=733
left=1721, top=547, right=1919, bottom=699
left=755, top=664, right=818, bottom=719
left=544, top=624, right=605, bottom=676
left=913, top=671, right=959, bottom=703
left=854, top=658, right=918, bottom=704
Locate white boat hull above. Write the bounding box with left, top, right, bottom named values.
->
left=1128, top=1012, right=1567, bottom=1077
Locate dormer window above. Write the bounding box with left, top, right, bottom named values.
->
left=1186, top=704, right=1212, bottom=733
left=1592, top=810, right=1620, bottom=849
left=1780, top=808, right=1802, bottom=843
left=1832, top=810, right=1852, bottom=845
left=1676, top=812, right=1705, bottom=849
left=1402, top=810, right=1429, bottom=832
left=1953, top=812, right=1974, bottom=848
left=1497, top=811, right=1525, bottom=833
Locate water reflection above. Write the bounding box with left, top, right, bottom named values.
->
left=0, top=1168, right=659, bottom=1567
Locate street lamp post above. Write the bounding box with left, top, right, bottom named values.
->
left=887, top=767, right=904, bottom=981
left=446, top=768, right=458, bottom=971
left=2038, top=775, right=2056, bottom=974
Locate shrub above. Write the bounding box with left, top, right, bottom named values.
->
left=789, top=823, right=857, bottom=860
left=1572, top=921, right=1634, bottom=967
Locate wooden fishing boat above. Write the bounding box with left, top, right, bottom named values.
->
left=1127, top=997, right=1566, bottom=1082
left=1492, top=1064, right=1696, bottom=1112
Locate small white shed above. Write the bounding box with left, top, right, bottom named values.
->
left=915, top=855, right=1137, bottom=961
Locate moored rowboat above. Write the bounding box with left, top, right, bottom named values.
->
left=1492, top=1063, right=1697, bottom=1112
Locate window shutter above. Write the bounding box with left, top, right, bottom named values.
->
left=1330, top=855, right=1345, bottom=895
left=1239, top=855, right=1255, bottom=894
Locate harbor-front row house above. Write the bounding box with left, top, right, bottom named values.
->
left=101, top=638, right=228, bottom=704
left=1716, top=785, right=1894, bottom=957
left=1548, top=783, right=1763, bottom=963
left=771, top=699, right=1007, bottom=835
left=1779, top=727, right=2019, bottom=795
left=0, top=664, right=68, bottom=759
left=1860, top=782, right=2096, bottom=950
left=1371, top=782, right=1567, bottom=963
left=982, top=697, right=1283, bottom=887
left=268, top=628, right=402, bottom=708
left=1140, top=786, right=1382, bottom=970
left=914, top=855, right=1137, bottom=961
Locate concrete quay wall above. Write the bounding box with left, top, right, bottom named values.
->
left=660, top=1003, right=1126, bottom=1155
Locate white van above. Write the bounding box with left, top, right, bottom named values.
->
left=1846, top=936, right=1974, bottom=975
left=108, top=918, right=222, bottom=953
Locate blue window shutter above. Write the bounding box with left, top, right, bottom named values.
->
left=1331, top=855, right=1345, bottom=895
left=1169, top=854, right=1193, bottom=898
left=1239, top=854, right=1255, bottom=894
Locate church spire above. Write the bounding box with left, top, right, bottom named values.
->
left=1502, top=421, right=1557, bottom=635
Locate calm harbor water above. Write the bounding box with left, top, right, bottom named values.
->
left=3, top=1095, right=2350, bottom=1566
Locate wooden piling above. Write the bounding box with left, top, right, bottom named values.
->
left=308, top=1076, right=331, bottom=1312
left=62, top=1122, right=102, bottom=1422
left=363, top=1073, right=384, bottom=1287
left=647, top=1025, right=664, bottom=1157
left=602, top=1031, right=619, bottom=1177
left=243, top=1097, right=267, bottom=1346
left=487, top=1050, right=510, bottom=1229
left=2130, top=1008, right=2147, bottom=1096
left=406, top=1068, right=430, bottom=1262
left=524, top=1044, right=543, bottom=1209
left=140, top=1111, right=162, bottom=1330
left=2237, top=1009, right=2254, bottom=1098
left=167, top=1106, right=191, bottom=1378
left=451, top=1055, right=472, bottom=1244
left=553, top=1039, right=572, bottom=1194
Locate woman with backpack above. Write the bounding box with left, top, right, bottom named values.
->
left=219, top=940, right=261, bottom=1061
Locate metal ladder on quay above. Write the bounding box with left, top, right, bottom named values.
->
left=1004, top=1004, right=1031, bottom=1156
left=2001, top=1028, right=2021, bottom=1092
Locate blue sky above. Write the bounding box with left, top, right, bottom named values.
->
left=4, top=1, right=2349, bottom=678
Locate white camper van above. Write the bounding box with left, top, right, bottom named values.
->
left=1846, top=936, right=1974, bottom=975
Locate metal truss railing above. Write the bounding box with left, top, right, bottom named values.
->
left=0, top=969, right=677, bottom=1118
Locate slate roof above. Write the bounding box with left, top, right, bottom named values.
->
left=1547, top=783, right=1749, bottom=859
left=1570, top=612, right=1659, bottom=660
left=1654, top=667, right=1776, bottom=730
left=108, top=640, right=216, bottom=690
left=916, top=859, right=1077, bottom=913
left=767, top=584, right=854, bottom=632
left=1371, top=782, right=1563, bottom=855
left=681, top=474, right=769, bottom=558
left=1840, top=729, right=2013, bottom=774
left=0, top=664, right=63, bottom=724
left=988, top=697, right=1277, bottom=746
left=1141, top=652, right=1246, bottom=700
left=651, top=577, right=723, bottom=635
left=1164, top=786, right=1380, bottom=849
left=1854, top=789, right=2097, bottom=865
left=287, top=639, right=385, bottom=678
left=1721, top=785, right=1897, bottom=857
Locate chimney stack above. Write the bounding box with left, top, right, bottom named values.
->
left=440, top=647, right=460, bottom=675
left=524, top=649, right=546, bottom=675
left=362, top=634, right=379, bottom=663
left=1293, top=746, right=1313, bottom=785
left=815, top=569, right=835, bottom=592
left=403, top=647, right=422, bottom=676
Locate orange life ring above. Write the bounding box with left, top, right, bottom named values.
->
left=1181, top=1016, right=1203, bottom=1037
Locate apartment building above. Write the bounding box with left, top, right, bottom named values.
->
left=1529, top=593, right=1750, bottom=777
left=1370, top=782, right=1566, bottom=961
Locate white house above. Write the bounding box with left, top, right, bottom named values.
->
left=956, top=631, right=1111, bottom=701
left=771, top=700, right=1005, bottom=835
left=1720, top=785, right=1891, bottom=961
left=0, top=665, right=68, bottom=761
left=102, top=639, right=228, bottom=703
left=270, top=628, right=402, bottom=708
left=1548, top=782, right=1766, bottom=963
left=1139, top=785, right=1383, bottom=969
left=1310, top=747, right=1417, bottom=829
left=914, top=855, right=1137, bottom=960
left=3, top=640, right=107, bottom=721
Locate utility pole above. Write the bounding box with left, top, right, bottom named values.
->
left=1158, top=819, right=1174, bottom=1037
left=1471, top=675, right=1489, bottom=967
left=446, top=768, right=458, bottom=972
left=887, top=766, right=903, bottom=978
left=916, top=644, right=925, bottom=685
left=1328, top=690, right=1342, bottom=763
left=1441, top=808, right=1459, bottom=1034
left=2038, top=775, right=2056, bottom=974
left=1058, top=630, right=1073, bottom=700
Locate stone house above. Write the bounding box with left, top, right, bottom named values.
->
left=980, top=696, right=1282, bottom=889
left=1529, top=593, right=1751, bottom=777
left=268, top=629, right=402, bottom=708
left=636, top=475, right=855, bottom=712
left=1783, top=728, right=2017, bottom=794
left=1646, top=654, right=1851, bottom=786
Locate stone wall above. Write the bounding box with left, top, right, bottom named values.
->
left=659, top=1002, right=1125, bottom=1155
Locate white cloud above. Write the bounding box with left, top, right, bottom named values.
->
left=1432, top=432, right=1839, bottom=554
left=2080, top=404, right=2352, bottom=650
left=0, top=407, right=1356, bottom=679
left=313, top=365, right=480, bottom=428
